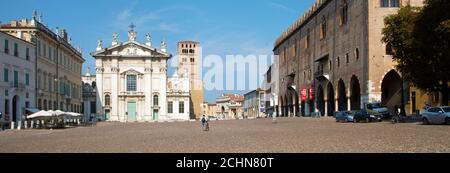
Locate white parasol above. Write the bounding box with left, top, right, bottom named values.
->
left=27, top=110, right=53, bottom=119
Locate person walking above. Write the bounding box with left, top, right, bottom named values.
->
left=201, top=115, right=207, bottom=131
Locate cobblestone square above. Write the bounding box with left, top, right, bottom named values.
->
left=1, top=118, right=449, bottom=153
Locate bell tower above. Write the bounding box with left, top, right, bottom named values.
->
left=178, top=41, right=203, bottom=119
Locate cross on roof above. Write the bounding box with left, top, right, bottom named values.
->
left=129, top=23, right=136, bottom=31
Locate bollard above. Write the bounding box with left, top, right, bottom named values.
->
left=11, top=121, right=15, bottom=130
left=31, top=121, right=34, bottom=129
left=18, top=121, right=22, bottom=130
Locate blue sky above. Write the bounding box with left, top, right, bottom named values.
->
left=0, top=0, right=315, bottom=102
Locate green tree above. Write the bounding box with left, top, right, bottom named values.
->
left=382, top=0, right=450, bottom=106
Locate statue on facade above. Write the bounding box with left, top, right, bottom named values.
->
left=128, top=23, right=137, bottom=41
left=113, top=32, right=118, bottom=43
left=146, top=33, right=151, bottom=43
left=97, top=39, right=103, bottom=51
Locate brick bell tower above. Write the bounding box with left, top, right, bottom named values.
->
left=178, top=41, right=204, bottom=119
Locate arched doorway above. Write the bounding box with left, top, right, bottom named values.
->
left=327, top=82, right=335, bottom=116
left=317, top=85, right=325, bottom=116
left=381, top=70, right=402, bottom=112
left=338, top=79, right=348, bottom=111
left=350, top=75, right=361, bottom=110
left=12, top=95, right=19, bottom=123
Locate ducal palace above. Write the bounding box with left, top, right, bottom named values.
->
left=273, top=0, right=440, bottom=117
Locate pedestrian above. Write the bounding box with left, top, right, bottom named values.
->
left=394, top=105, right=399, bottom=117
left=201, top=115, right=207, bottom=131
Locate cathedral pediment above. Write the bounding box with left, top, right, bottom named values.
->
left=91, top=41, right=171, bottom=58
left=120, top=68, right=144, bottom=75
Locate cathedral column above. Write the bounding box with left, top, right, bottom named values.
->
left=111, top=58, right=119, bottom=121
left=95, top=65, right=103, bottom=120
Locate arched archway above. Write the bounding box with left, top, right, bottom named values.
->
left=279, top=96, right=284, bottom=117
left=292, top=91, right=299, bottom=117
left=317, top=85, right=325, bottom=116
left=338, top=79, right=348, bottom=111
left=327, top=82, right=335, bottom=116
left=284, top=96, right=289, bottom=117
left=381, top=70, right=402, bottom=112
left=350, top=75, right=361, bottom=110
left=12, top=95, right=19, bottom=123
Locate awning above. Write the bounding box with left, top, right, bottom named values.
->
left=27, top=110, right=53, bottom=119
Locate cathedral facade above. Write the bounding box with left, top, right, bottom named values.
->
left=91, top=26, right=190, bottom=122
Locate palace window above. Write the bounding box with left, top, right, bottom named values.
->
left=26, top=47, right=30, bottom=60
left=381, top=0, right=400, bottom=8
left=14, top=43, right=18, bottom=57
left=346, top=53, right=350, bottom=64
left=3, top=68, right=8, bottom=82
left=391, top=0, right=399, bottom=7
left=127, top=75, right=137, bottom=91
left=381, top=0, right=389, bottom=7
left=153, top=95, right=159, bottom=106
left=386, top=43, right=394, bottom=55
left=294, top=39, right=297, bottom=57
left=26, top=73, right=30, bottom=86
left=43, top=100, right=47, bottom=111
left=340, top=0, right=349, bottom=25
left=168, top=101, right=173, bottom=113
left=189, top=49, right=195, bottom=54
left=320, top=16, right=327, bottom=39
left=48, top=46, right=52, bottom=60
left=305, top=28, right=310, bottom=48
left=105, top=95, right=110, bottom=106
left=179, top=101, right=185, bottom=113
left=337, top=57, right=341, bottom=67
left=4, top=39, right=9, bottom=54
left=355, top=48, right=360, bottom=60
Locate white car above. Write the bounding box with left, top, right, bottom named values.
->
left=421, top=106, right=450, bottom=125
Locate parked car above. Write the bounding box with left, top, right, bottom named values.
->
left=421, top=106, right=450, bottom=125
left=366, top=102, right=391, bottom=119
left=353, top=110, right=383, bottom=123
left=335, top=111, right=355, bottom=123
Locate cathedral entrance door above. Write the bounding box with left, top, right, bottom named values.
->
left=105, top=110, right=110, bottom=121
left=153, top=109, right=159, bottom=121
left=127, top=102, right=137, bottom=122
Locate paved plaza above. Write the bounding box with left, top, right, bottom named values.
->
left=0, top=118, right=449, bottom=153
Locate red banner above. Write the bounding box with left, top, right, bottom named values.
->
left=301, top=88, right=307, bottom=102
left=309, top=86, right=315, bottom=100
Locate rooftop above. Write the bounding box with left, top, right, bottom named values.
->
left=274, top=0, right=329, bottom=49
